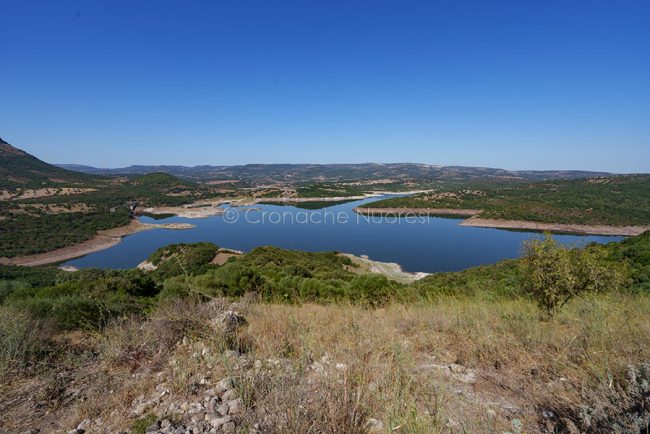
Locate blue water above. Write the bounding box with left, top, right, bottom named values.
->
left=64, top=196, right=624, bottom=273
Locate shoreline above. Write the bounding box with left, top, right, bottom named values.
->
left=459, top=217, right=649, bottom=236
left=353, top=207, right=483, bottom=217
left=354, top=207, right=649, bottom=236
left=4, top=196, right=648, bottom=268
left=339, top=253, right=429, bottom=284
left=0, top=220, right=195, bottom=267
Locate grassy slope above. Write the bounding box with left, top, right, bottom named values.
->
left=0, top=235, right=649, bottom=432
left=364, top=174, right=650, bottom=226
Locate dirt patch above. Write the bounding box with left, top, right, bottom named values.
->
left=9, top=187, right=98, bottom=200
left=210, top=249, right=243, bottom=265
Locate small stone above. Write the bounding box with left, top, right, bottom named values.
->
left=227, top=398, right=242, bottom=416
left=145, top=421, right=160, bottom=433
left=77, top=419, right=91, bottom=431
left=448, top=364, right=465, bottom=374
left=216, top=402, right=229, bottom=416
left=219, top=311, right=247, bottom=335
left=366, top=418, right=383, bottom=433
left=446, top=418, right=460, bottom=428
left=208, top=415, right=232, bottom=428
left=226, top=399, right=242, bottom=415
left=191, top=412, right=205, bottom=424
left=222, top=389, right=237, bottom=402
left=222, top=422, right=236, bottom=433
left=215, top=377, right=233, bottom=393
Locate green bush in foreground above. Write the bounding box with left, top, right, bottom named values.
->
left=522, top=234, right=627, bottom=318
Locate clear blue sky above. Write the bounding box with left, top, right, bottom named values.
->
left=1, top=0, right=649, bottom=172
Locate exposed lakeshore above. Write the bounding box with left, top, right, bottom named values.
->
left=4, top=194, right=645, bottom=268
left=459, top=217, right=650, bottom=236
left=0, top=220, right=195, bottom=266
left=354, top=207, right=649, bottom=236
left=340, top=253, right=429, bottom=284
left=353, top=207, right=482, bottom=217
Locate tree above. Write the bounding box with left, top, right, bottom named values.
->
left=522, top=234, right=626, bottom=318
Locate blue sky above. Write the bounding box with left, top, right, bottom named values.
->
left=1, top=0, right=649, bottom=172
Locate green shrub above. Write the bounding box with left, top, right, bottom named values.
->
left=523, top=234, right=627, bottom=317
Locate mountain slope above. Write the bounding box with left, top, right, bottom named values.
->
left=0, top=137, right=95, bottom=190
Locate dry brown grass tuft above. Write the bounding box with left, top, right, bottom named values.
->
left=237, top=293, right=650, bottom=432
left=3, top=293, right=648, bottom=433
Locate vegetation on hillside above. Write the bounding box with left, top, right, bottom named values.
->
left=0, top=172, right=221, bottom=257
left=0, top=233, right=649, bottom=432
left=58, top=160, right=610, bottom=184
left=364, top=175, right=650, bottom=226
left=0, top=138, right=98, bottom=190
left=1, top=231, right=647, bottom=335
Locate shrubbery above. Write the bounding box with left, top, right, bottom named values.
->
left=0, top=232, right=647, bottom=336
left=522, top=234, right=627, bottom=317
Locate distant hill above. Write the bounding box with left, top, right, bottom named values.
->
left=57, top=162, right=611, bottom=184
left=0, top=137, right=96, bottom=190
left=363, top=173, right=650, bottom=226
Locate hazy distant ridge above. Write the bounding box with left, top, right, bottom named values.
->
left=56, top=162, right=610, bottom=183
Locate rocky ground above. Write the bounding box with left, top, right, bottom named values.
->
left=3, top=298, right=650, bottom=434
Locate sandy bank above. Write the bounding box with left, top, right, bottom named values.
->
left=139, top=203, right=225, bottom=219
left=459, top=217, right=649, bottom=236
left=353, top=207, right=482, bottom=217
left=340, top=253, right=429, bottom=284
left=0, top=220, right=195, bottom=267
left=255, top=194, right=380, bottom=203
left=254, top=191, right=430, bottom=204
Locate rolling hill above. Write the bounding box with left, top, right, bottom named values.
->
left=57, top=162, right=611, bottom=184
left=0, top=137, right=96, bottom=190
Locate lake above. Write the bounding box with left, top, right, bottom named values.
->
left=64, top=196, right=624, bottom=273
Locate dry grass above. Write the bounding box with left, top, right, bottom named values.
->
left=2, top=294, right=649, bottom=433
left=238, top=294, right=650, bottom=432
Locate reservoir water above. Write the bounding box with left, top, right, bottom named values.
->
left=64, top=196, right=624, bottom=273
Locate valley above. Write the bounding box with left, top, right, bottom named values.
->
left=1, top=136, right=649, bottom=433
